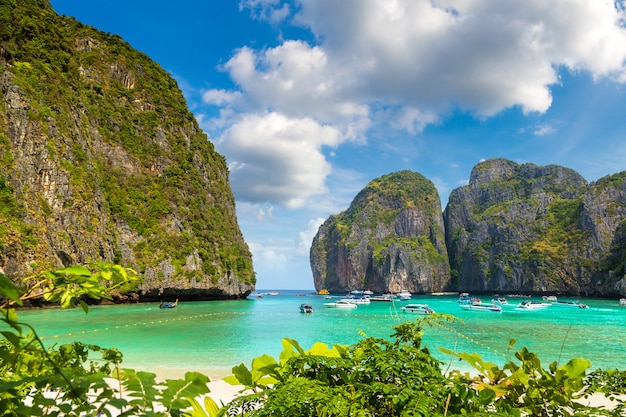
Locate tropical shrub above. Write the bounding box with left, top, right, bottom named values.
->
left=0, top=264, right=220, bottom=416
left=224, top=315, right=624, bottom=416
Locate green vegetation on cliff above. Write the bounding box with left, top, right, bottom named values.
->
left=0, top=0, right=254, bottom=291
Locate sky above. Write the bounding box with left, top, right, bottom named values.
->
left=50, top=0, right=626, bottom=290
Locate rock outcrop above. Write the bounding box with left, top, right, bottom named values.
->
left=0, top=0, right=254, bottom=300
left=443, top=159, right=626, bottom=296
left=310, top=171, right=450, bottom=293
left=312, top=160, right=626, bottom=297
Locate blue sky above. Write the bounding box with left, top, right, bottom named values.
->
left=50, top=0, right=626, bottom=290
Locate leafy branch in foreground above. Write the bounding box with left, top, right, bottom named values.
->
left=0, top=264, right=222, bottom=416
left=224, top=314, right=624, bottom=416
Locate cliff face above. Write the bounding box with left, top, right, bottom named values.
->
left=310, top=171, right=450, bottom=293
left=312, top=161, right=626, bottom=297
left=0, top=0, right=254, bottom=299
left=444, top=159, right=626, bottom=296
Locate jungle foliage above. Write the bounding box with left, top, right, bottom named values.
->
left=0, top=265, right=624, bottom=416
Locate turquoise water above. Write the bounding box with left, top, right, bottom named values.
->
left=13, top=292, right=626, bottom=378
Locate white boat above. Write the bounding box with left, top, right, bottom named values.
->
left=397, top=290, right=412, bottom=300
left=553, top=300, right=588, bottom=309
left=401, top=303, right=435, bottom=314
left=363, top=290, right=374, bottom=295
left=458, top=293, right=472, bottom=303
left=542, top=295, right=558, bottom=302
left=460, top=302, right=502, bottom=312
left=299, top=303, right=314, bottom=313
left=517, top=300, right=551, bottom=310
left=620, top=298, right=626, bottom=306
left=342, top=296, right=370, bottom=305
left=324, top=300, right=358, bottom=309
left=491, top=296, right=508, bottom=305
left=369, top=294, right=395, bottom=302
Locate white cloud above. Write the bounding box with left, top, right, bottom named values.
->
left=295, top=217, right=325, bottom=255
left=217, top=112, right=344, bottom=208
left=202, top=89, right=242, bottom=106
left=533, top=123, right=557, bottom=136
left=207, top=0, right=626, bottom=210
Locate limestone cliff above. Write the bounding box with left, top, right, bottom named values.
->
left=444, top=159, right=626, bottom=296
left=312, top=160, right=626, bottom=297
left=310, top=170, right=450, bottom=293
left=0, top=0, right=255, bottom=300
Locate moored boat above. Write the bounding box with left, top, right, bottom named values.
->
left=517, top=300, right=551, bottom=310
left=620, top=298, right=626, bottom=306
left=369, top=294, right=395, bottom=302
left=324, top=300, right=358, bottom=309
left=460, top=302, right=502, bottom=312
left=553, top=300, right=588, bottom=309
left=397, top=290, right=412, bottom=300
left=300, top=303, right=314, bottom=313
left=401, top=303, right=434, bottom=314
left=458, top=293, right=472, bottom=303
left=343, top=296, right=371, bottom=305
left=491, top=296, right=508, bottom=305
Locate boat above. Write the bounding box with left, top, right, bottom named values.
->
left=542, top=295, right=558, bottom=302
left=159, top=299, right=178, bottom=309
left=620, top=298, right=626, bottom=306
left=343, top=296, right=371, bottom=305
left=397, top=290, right=412, bottom=300
left=300, top=303, right=314, bottom=313
left=460, top=302, right=502, bottom=312
left=266, top=291, right=279, bottom=296
left=491, top=297, right=508, bottom=305
left=553, top=300, right=588, bottom=309
left=363, top=290, right=374, bottom=295
left=324, top=300, right=358, bottom=309
left=317, top=289, right=330, bottom=295
left=458, top=293, right=472, bottom=303
left=517, top=300, right=551, bottom=310
left=401, top=303, right=435, bottom=314
left=368, top=294, right=395, bottom=302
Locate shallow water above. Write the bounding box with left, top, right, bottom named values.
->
left=14, top=291, right=626, bottom=378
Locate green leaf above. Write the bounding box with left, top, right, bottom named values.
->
left=0, top=273, right=22, bottom=305
left=56, top=265, right=92, bottom=277
left=227, top=363, right=253, bottom=387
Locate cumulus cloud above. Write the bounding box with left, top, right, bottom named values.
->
left=217, top=112, right=343, bottom=208
left=212, top=0, right=626, bottom=208
left=295, top=217, right=325, bottom=255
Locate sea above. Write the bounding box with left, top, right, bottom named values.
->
left=14, top=291, right=626, bottom=379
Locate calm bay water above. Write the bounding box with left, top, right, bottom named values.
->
left=15, top=291, right=626, bottom=378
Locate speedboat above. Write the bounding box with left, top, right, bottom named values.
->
left=300, top=303, right=314, bottom=313
left=492, top=296, right=508, bottom=305
left=460, top=302, right=502, bottom=312
left=458, top=293, right=472, bottom=303
left=397, top=290, right=412, bottom=300
left=620, top=298, right=626, bottom=306
left=517, top=300, right=551, bottom=310
left=401, top=303, right=434, bottom=314
left=369, top=294, right=395, bottom=302
left=343, top=296, right=370, bottom=305
left=553, top=300, right=588, bottom=309
left=324, top=300, right=358, bottom=309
